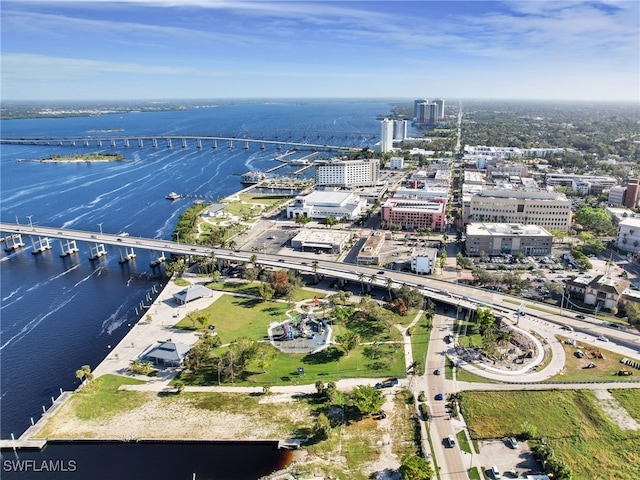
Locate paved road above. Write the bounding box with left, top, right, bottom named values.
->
left=420, top=312, right=474, bottom=478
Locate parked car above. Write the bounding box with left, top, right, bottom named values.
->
left=435, top=393, right=444, bottom=401
left=507, top=437, right=518, bottom=449
left=375, top=378, right=399, bottom=389
left=575, top=351, right=585, bottom=358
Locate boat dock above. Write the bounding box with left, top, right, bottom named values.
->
left=0, top=391, right=73, bottom=450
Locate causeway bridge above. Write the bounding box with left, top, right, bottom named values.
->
left=2, top=222, right=640, bottom=353
left=0, top=222, right=226, bottom=266
left=0, top=134, right=367, bottom=152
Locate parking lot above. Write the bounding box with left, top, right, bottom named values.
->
left=476, top=439, right=541, bottom=479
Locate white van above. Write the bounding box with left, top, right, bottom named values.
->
left=491, top=465, right=501, bottom=479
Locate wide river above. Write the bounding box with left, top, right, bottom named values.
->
left=0, top=100, right=407, bottom=479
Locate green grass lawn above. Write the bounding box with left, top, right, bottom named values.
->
left=460, top=389, right=640, bottom=480
left=241, top=341, right=406, bottom=386
left=174, top=277, right=190, bottom=287
left=223, top=194, right=290, bottom=217
left=609, top=389, right=640, bottom=421
left=410, top=311, right=432, bottom=367
left=206, top=280, right=325, bottom=303
left=176, top=293, right=288, bottom=343
left=551, top=337, right=639, bottom=382
left=39, top=375, right=146, bottom=428
left=468, top=466, right=482, bottom=480
left=456, top=429, right=472, bottom=453
left=173, top=290, right=407, bottom=386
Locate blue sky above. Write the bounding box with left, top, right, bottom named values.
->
left=1, top=1, right=638, bottom=101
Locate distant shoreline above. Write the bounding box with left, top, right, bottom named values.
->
left=20, top=153, right=126, bottom=163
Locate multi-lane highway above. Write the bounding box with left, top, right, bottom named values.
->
left=2, top=222, right=639, bottom=357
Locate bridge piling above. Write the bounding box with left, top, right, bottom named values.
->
left=89, top=243, right=107, bottom=260
left=59, top=239, right=79, bottom=257
left=31, top=236, right=51, bottom=255
left=4, top=233, right=25, bottom=252
left=150, top=251, right=166, bottom=267
left=118, top=247, right=136, bottom=264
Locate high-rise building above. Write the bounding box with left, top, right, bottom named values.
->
left=414, top=99, right=428, bottom=119
left=624, top=178, right=640, bottom=209
left=393, top=119, right=407, bottom=140
left=380, top=118, right=394, bottom=153
left=426, top=103, right=439, bottom=125
left=414, top=101, right=428, bottom=124
left=432, top=99, right=445, bottom=120
left=415, top=102, right=440, bottom=125
left=314, top=158, right=380, bottom=187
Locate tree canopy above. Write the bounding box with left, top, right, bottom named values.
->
left=350, top=385, right=384, bottom=416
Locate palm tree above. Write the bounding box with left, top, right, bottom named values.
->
left=209, top=250, right=216, bottom=274
left=386, top=277, right=394, bottom=300
left=369, top=274, right=377, bottom=292
left=358, top=272, right=365, bottom=293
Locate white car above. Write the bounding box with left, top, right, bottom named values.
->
left=597, top=336, right=609, bottom=342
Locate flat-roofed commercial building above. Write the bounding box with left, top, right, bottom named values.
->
left=315, top=158, right=380, bottom=187
left=616, top=217, right=640, bottom=253
left=286, top=190, right=366, bottom=221
left=411, top=247, right=439, bottom=274
left=394, top=186, right=449, bottom=201
left=465, top=223, right=552, bottom=256
left=465, top=188, right=572, bottom=232
left=545, top=173, right=618, bottom=190
left=290, top=229, right=352, bottom=253
left=389, top=156, right=404, bottom=169
left=382, top=198, right=447, bottom=232
left=356, top=231, right=386, bottom=265
left=608, top=186, right=626, bottom=206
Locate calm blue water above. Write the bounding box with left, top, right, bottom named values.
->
left=0, top=100, right=394, bottom=478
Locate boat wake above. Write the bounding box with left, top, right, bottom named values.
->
left=0, top=292, right=79, bottom=351
left=1, top=265, right=80, bottom=310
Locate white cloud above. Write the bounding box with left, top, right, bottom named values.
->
left=1, top=53, right=197, bottom=80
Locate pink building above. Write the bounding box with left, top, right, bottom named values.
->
left=381, top=197, right=447, bottom=231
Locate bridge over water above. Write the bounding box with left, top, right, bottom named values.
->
left=0, top=133, right=372, bottom=152
left=3, top=223, right=640, bottom=354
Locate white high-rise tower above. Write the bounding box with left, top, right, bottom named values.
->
left=380, top=118, right=394, bottom=153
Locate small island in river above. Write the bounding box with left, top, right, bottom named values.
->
left=30, top=153, right=125, bottom=163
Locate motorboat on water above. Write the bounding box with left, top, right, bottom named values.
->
left=165, top=192, right=181, bottom=200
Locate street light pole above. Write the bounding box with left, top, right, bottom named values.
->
left=98, top=222, right=103, bottom=235
left=27, top=215, right=33, bottom=228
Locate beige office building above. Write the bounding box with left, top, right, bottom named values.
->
left=465, top=223, right=553, bottom=257
left=465, top=188, right=572, bottom=232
